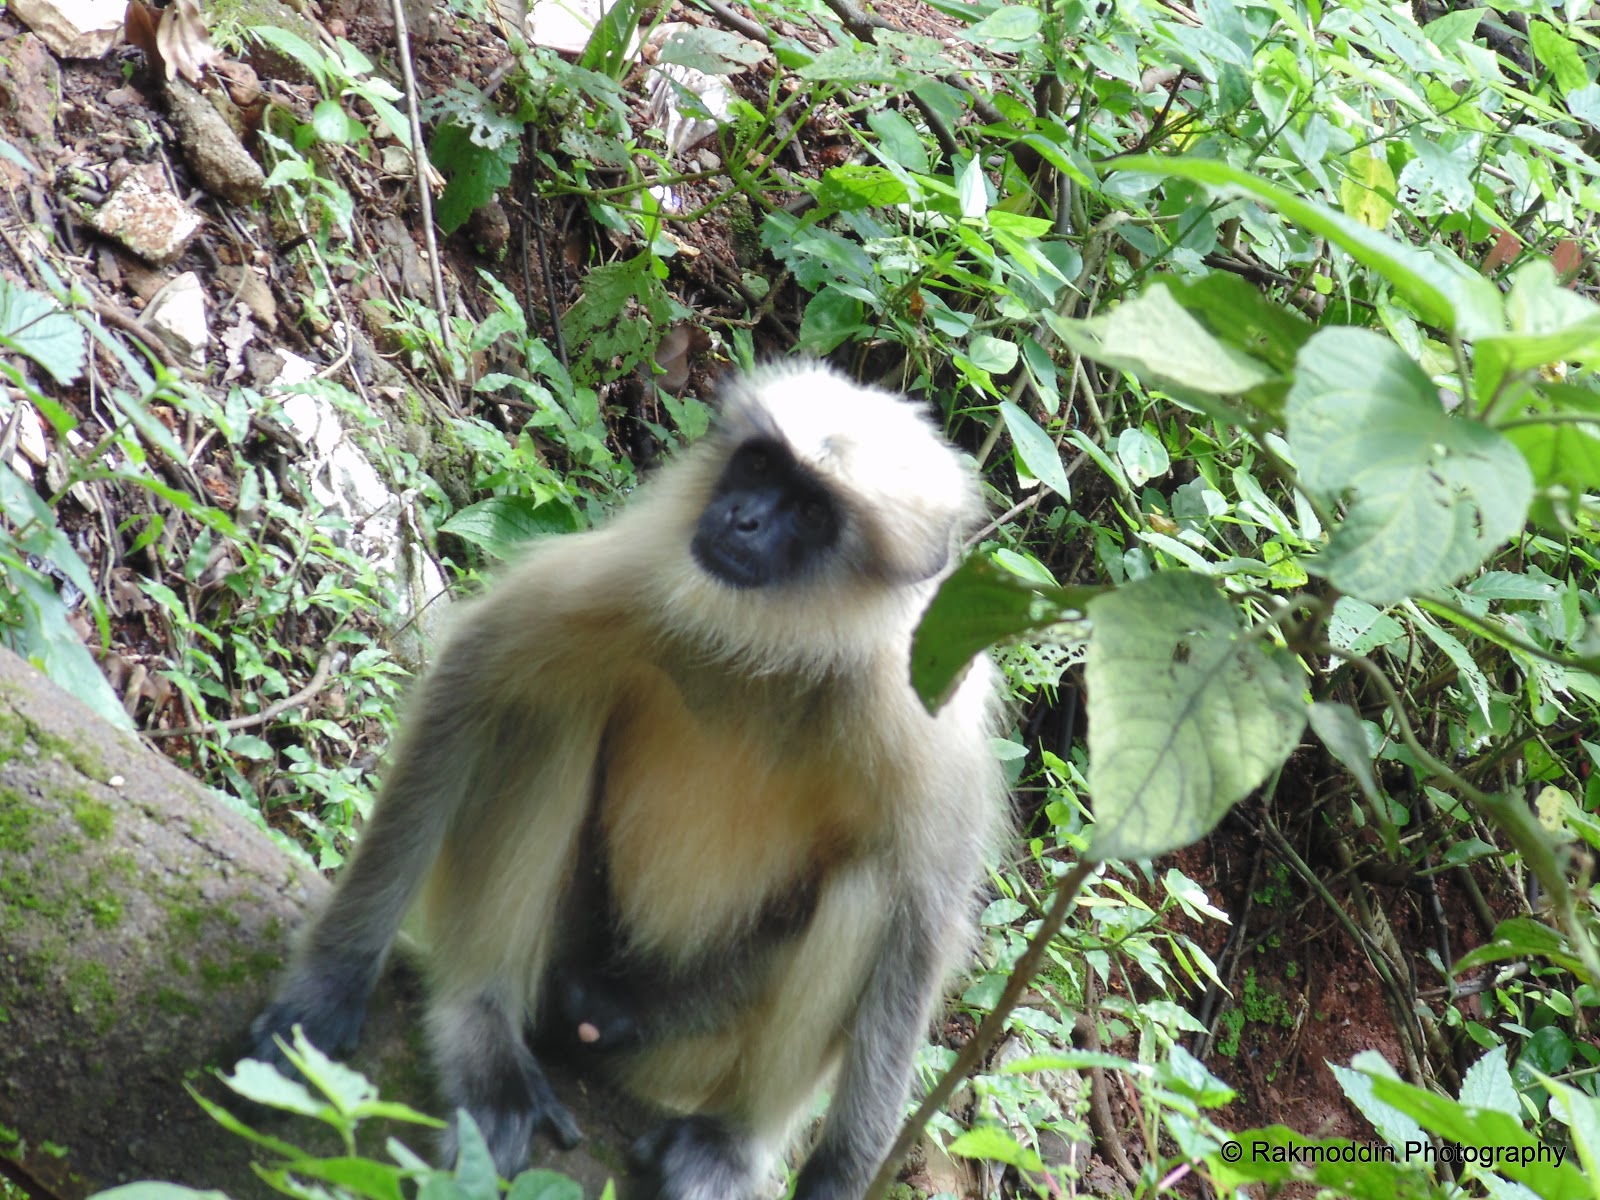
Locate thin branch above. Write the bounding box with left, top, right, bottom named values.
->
left=388, top=0, right=454, bottom=365
left=147, top=653, right=337, bottom=738
left=865, top=857, right=1100, bottom=1200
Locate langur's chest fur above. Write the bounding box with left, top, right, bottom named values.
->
left=596, top=663, right=880, bottom=960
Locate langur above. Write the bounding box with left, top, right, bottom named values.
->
left=251, top=363, right=1008, bottom=1200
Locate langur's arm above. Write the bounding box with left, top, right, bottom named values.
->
left=250, top=650, right=494, bottom=1062
left=790, top=892, right=946, bottom=1200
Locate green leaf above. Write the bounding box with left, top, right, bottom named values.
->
left=312, top=98, right=353, bottom=144
left=506, top=1170, right=585, bottom=1200
left=1287, top=328, right=1532, bottom=602
left=1454, top=917, right=1585, bottom=976
left=946, top=1124, right=1045, bottom=1170
left=1477, top=262, right=1600, bottom=402
left=453, top=1110, right=501, bottom=1197
left=1331, top=1053, right=1426, bottom=1149
left=222, top=1056, right=328, bottom=1116
left=963, top=4, right=1042, bottom=45
left=432, top=122, right=516, bottom=235
left=225, top=733, right=275, bottom=760
left=1465, top=1049, right=1523, bottom=1126
left=657, top=25, right=767, bottom=72
left=0, top=277, right=87, bottom=385
left=999, top=401, right=1071, bottom=499
left=1047, top=284, right=1276, bottom=398
left=1340, top=146, right=1396, bottom=230
left=1509, top=422, right=1600, bottom=496
left=280, top=1157, right=407, bottom=1200
left=796, top=288, right=864, bottom=355
left=966, top=334, right=1018, bottom=375
left=1366, top=1073, right=1589, bottom=1200
left=1085, top=571, right=1307, bottom=860
left=815, top=165, right=909, bottom=212
left=865, top=108, right=928, bottom=173
left=248, top=26, right=329, bottom=90
left=441, top=496, right=579, bottom=560
left=911, top=555, right=1100, bottom=711
left=1116, top=156, right=1503, bottom=337
left=1116, top=427, right=1169, bottom=487
left=1308, top=701, right=1390, bottom=844
left=1162, top=272, right=1314, bottom=376
left=1208, top=1126, right=1434, bottom=1197
left=91, top=1186, right=232, bottom=1200
left=1529, top=20, right=1588, bottom=94
left=5, top=569, right=133, bottom=732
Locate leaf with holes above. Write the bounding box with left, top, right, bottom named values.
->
left=1086, top=572, right=1306, bottom=860
left=1287, top=328, right=1531, bottom=603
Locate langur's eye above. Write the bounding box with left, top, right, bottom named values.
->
left=743, top=448, right=773, bottom=477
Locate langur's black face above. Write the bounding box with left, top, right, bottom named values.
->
left=691, top=437, right=842, bottom=589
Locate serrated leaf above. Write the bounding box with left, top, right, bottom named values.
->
left=999, top=401, right=1071, bottom=499
left=0, top=277, right=87, bottom=385
left=1047, top=284, right=1275, bottom=397
left=1086, top=571, right=1307, bottom=860
left=1460, top=1045, right=1520, bottom=1118
left=1287, top=328, right=1532, bottom=602
left=1331, top=1054, right=1426, bottom=1149
left=432, top=122, right=516, bottom=234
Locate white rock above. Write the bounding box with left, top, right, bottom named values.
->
left=273, top=375, right=450, bottom=668
left=143, top=271, right=209, bottom=366
left=525, top=0, right=640, bottom=56
left=90, top=170, right=202, bottom=265
left=11, top=0, right=123, bottom=58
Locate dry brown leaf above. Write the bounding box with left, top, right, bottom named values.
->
left=154, top=0, right=222, bottom=84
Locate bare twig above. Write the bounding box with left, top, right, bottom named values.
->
left=387, top=0, right=454, bottom=365
left=147, top=652, right=338, bottom=738
left=865, top=857, right=1100, bottom=1200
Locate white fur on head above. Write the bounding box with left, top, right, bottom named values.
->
left=629, top=362, right=984, bottom=675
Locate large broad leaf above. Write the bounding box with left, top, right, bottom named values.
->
left=910, top=555, right=1100, bottom=712
left=0, top=277, right=86, bottom=385
left=1045, top=284, right=1275, bottom=399
left=1287, top=328, right=1532, bottom=603
left=1086, top=571, right=1306, bottom=860
left=439, top=496, right=578, bottom=560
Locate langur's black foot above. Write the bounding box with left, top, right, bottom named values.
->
left=630, top=1116, right=758, bottom=1200
left=248, top=958, right=375, bottom=1066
